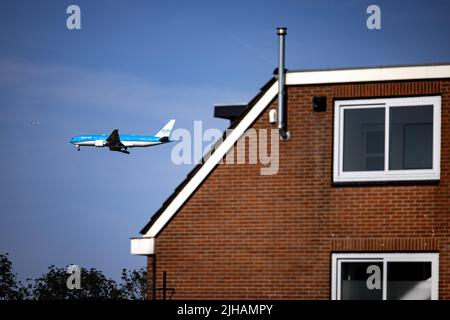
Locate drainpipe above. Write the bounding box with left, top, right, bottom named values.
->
left=149, top=254, right=156, bottom=300
left=277, top=27, right=289, bottom=140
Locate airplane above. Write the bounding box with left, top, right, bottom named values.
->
left=69, top=119, right=176, bottom=154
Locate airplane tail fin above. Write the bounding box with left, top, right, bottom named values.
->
left=155, top=119, right=176, bottom=138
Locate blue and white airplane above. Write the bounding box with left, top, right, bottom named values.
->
left=69, top=119, right=176, bottom=154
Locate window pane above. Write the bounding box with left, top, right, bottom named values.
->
left=389, top=106, right=433, bottom=170
left=341, top=262, right=383, bottom=300
left=387, top=262, right=432, bottom=300
left=343, top=108, right=385, bottom=172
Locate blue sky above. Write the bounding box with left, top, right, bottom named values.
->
left=1, top=0, right=449, bottom=282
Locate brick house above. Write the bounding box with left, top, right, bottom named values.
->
left=131, top=63, right=450, bottom=300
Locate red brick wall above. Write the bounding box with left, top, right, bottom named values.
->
left=148, top=79, right=450, bottom=299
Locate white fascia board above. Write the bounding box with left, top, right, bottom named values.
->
left=130, top=237, right=154, bottom=255
left=286, top=65, right=450, bottom=85
left=144, top=81, right=279, bottom=238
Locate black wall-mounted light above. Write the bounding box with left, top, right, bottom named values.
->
left=313, top=96, right=327, bottom=112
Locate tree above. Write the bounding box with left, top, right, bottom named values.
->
left=0, top=253, right=28, bottom=300
left=119, top=267, right=146, bottom=300
left=31, top=265, right=122, bottom=300
left=0, top=252, right=147, bottom=300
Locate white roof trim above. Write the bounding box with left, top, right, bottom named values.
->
left=130, top=237, right=154, bottom=255
left=140, top=64, right=450, bottom=241
left=144, top=81, right=279, bottom=238
left=286, top=64, right=450, bottom=85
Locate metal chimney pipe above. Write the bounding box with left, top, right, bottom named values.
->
left=277, top=27, right=289, bottom=140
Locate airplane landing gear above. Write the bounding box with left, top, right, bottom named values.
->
left=77, top=145, right=80, bottom=151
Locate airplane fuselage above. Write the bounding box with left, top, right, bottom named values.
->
left=69, top=134, right=173, bottom=148
left=70, top=119, right=176, bottom=154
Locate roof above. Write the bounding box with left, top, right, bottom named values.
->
left=286, top=62, right=450, bottom=73
left=138, top=63, right=450, bottom=238
left=139, top=77, right=276, bottom=235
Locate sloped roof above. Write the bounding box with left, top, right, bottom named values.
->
left=139, top=63, right=450, bottom=238
left=140, top=77, right=276, bottom=235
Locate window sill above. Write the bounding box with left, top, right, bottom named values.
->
left=331, top=179, right=440, bottom=187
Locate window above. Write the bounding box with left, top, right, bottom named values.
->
left=331, top=253, right=439, bottom=300
left=333, top=96, right=441, bottom=182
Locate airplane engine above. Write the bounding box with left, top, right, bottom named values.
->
left=94, top=140, right=106, bottom=147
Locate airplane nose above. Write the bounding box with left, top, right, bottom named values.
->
left=69, top=137, right=75, bottom=144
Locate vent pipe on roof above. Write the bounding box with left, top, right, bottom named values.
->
left=277, top=27, right=289, bottom=140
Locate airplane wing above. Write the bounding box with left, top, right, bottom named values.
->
left=106, top=129, right=125, bottom=150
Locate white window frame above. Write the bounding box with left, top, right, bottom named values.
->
left=331, top=253, right=439, bottom=300
left=333, top=96, right=441, bottom=182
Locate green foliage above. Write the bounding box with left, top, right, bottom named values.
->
left=31, top=265, right=122, bottom=300
left=0, top=253, right=28, bottom=300
left=120, top=267, right=147, bottom=300
left=0, top=253, right=146, bottom=300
